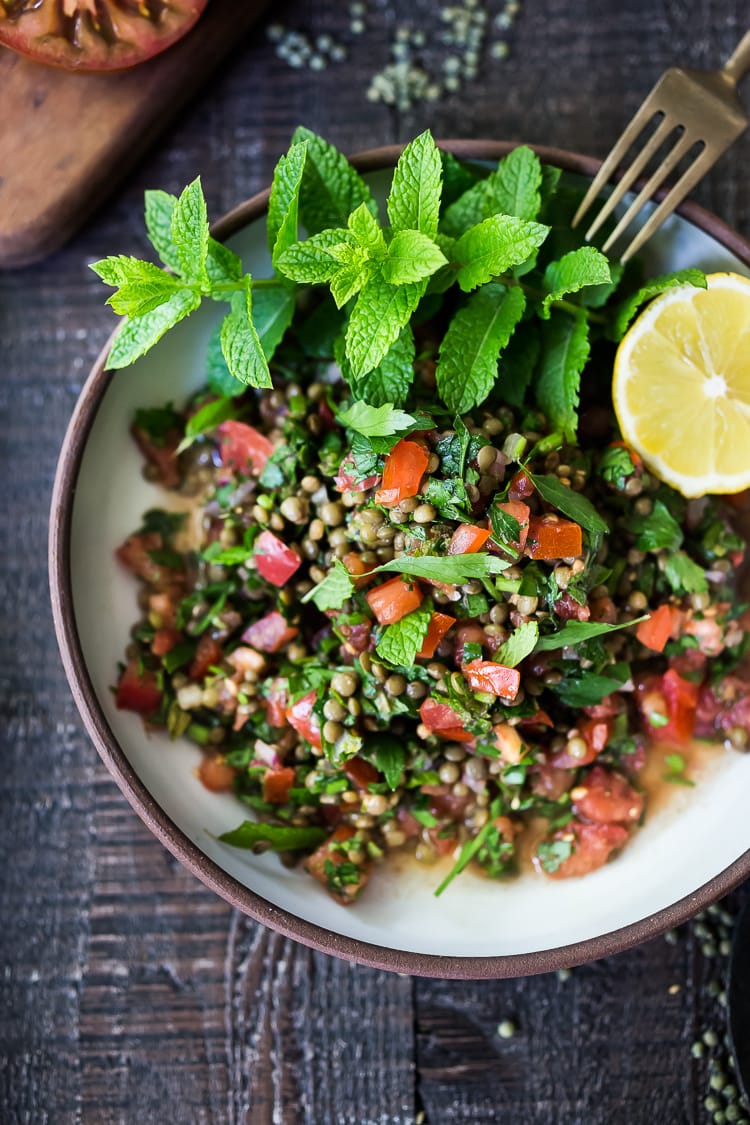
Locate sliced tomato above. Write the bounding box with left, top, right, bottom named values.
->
left=286, top=689, right=322, bottom=749
left=374, top=439, right=429, bottom=507
left=448, top=524, right=491, bottom=555
left=538, top=821, right=629, bottom=879
left=344, top=757, right=380, bottom=790
left=198, top=756, right=237, bottom=793
left=636, top=604, right=681, bottom=653
left=0, top=0, right=208, bottom=72
left=419, top=698, right=474, bottom=742
left=218, top=420, right=273, bottom=476
left=571, top=766, right=643, bottom=825
left=418, top=612, right=456, bottom=659
left=492, top=501, right=530, bottom=551
left=525, top=515, right=583, bottom=560
left=264, top=680, right=289, bottom=728
left=254, top=530, right=302, bottom=587
left=635, top=668, right=699, bottom=744
left=241, top=611, right=298, bottom=653
left=131, top=422, right=181, bottom=489
left=115, top=659, right=162, bottom=715
left=263, top=767, right=296, bottom=804
left=189, top=634, right=222, bottom=681
left=462, top=660, right=520, bottom=700
left=366, top=576, right=422, bottom=625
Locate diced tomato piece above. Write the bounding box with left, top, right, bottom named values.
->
left=448, top=524, right=492, bottom=555
left=131, top=422, right=182, bottom=488
left=254, top=530, right=302, bottom=587
left=419, top=698, right=474, bottom=742
left=366, top=576, right=423, bottom=625
left=116, top=532, right=179, bottom=586
left=571, top=766, right=644, bottom=825
left=551, top=716, right=612, bottom=769
left=493, top=722, right=524, bottom=764
left=286, top=689, right=322, bottom=749
left=334, top=453, right=380, bottom=493
left=538, top=821, right=629, bottom=879
left=636, top=604, right=681, bottom=653
left=525, top=515, right=583, bottom=560
left=115, top=659, right=162, bottom=715
left=462, top=660, right=521, bottom=700
left=151, top=626, right=180, bottom=657
left=189, top=634, right=222, bottom=681
left=508, top=470, right=534, bottom=501
left=492, top=501, right=530, bottom=551
left=305, top=825, right=370, bottom=905
left=428, top=825, right=461, bottom=857
left=418, top=612, right=456, bottom=659
left=344, top=757, right=380, bottom=790
left=242, top=611, right=298, bottom=653
left=589, top=595, right=617, bottom=624
left=519, top=708, right=555, bottom=730
left=635, top=668, right=699, bottom=744
left=264, top=680, right=288, bottom=728
left=263, top=766, right=296, bottom=804
left=218, top=420, right=273, bottom=475
left=342, top=551, right=373, bottom=591
left=198, top=756, right=237, bottom=792
left=374, top=439, right=429, bottom=507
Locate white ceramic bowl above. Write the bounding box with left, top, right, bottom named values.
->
left=50, top=143, right=750, bottom=977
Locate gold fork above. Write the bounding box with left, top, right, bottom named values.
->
left=572, top=30, right=750, bottom=262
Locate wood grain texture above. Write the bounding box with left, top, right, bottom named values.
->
left=1, top=0, right=749, bottom=1121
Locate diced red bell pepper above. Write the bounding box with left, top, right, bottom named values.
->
left=366, top=576, right=423, bottom=625
left=286, top=689, right=322, bottom=749
left=115, top=659, right=162, bottom=715
left=508, top=470, right=534, bottom=501
left=344, top=757, right=380, bottom=790
left=131, top=422, right=182, bottom=489
left=492, top=501, right=530, bottom=551
left=419, top=698, right=474, bottom=742
left=254, top=530, right=302, bottom=587
left=462, top=660, right=521, bottom=700
left=218, top=420, right=273, bottom=475
left=538, top=820, right=629, bottom=879
left=635, top=668, right=699, bottom=744
left=418, top=612, right=456, bottom=659
left=571, top=766, right=644, bottom=825
left=263, top=766, right=296, bottom=804
left=448, top=524, right=491, bottom=555
left=636, top=604, right=681, bottom=653
left=264, top=680, right=288, bottom=728
left=525, top=515, right=583, bottom=560
left=198, top=756, right=237, bottom=792
left=374, top=439, right=429, bottom=507
left=241, top=611, right=298, bottom=653
left=152, top=626, right=181, bottom=657
left=190, top=634, right=223, bottom=681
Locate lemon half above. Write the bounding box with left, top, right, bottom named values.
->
left=613, top=272, right=750, bottom=498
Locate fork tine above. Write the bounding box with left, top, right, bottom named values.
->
left=601, top=130, right=695, bottom=255
left=583, top=114, right=675, bottom=242
left=620, top=146, right=717, bottom=263
left=571, top=82, right=669, bottom=229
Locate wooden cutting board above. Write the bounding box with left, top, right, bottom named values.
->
left=0, top=0, right=270, bottom=268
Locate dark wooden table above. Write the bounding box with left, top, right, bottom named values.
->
left=2, top=2, right=749, bottom=1121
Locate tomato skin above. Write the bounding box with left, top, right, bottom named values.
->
left=366, top=576, right=422, bottom=625
left=538, top=821, right=629, bottom=879
left=492, top=501, right=530, bottom=551
left=241, top=611, right=298, bottom=653
left=286, top=690, right=322, bottom=749
left=264, top=680, right=288, bottom=728
left=131, top=422, right=181, bottom=488
left=636, top=604, right=681, bottom=653
left=572, top=766, right=644, bottom=825
left=636, top=668, right=699, bottom=744
left=344, top=757, right=380, bottom=790
left=115, top=659, right=162, bottom=715
left=462, top=660, right=520, bottom=700
left=189, top=634, right=222, bottom=681
left=448, top=524, right=491, bottom=555
left=253, top=530, right=302, bottom=587
left=374, top=439, right=429, bottom=507
left=419, top=698, right=474, bottom=742
left=525, top=515, right=583, bottom=560
left=198, top=756, right=237, bottom=792
left=418, top=612, right=456, bottom=659
left=262, top=767, right=296, bottom=804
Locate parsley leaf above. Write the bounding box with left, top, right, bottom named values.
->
left=219, top=820, right=327, bottom=851
left=663, top=551, right=708, bottom=595
left=624, top=499, right=683, bottom=552
left=300, top=559, right=355, bottom=610
left=536, top=838, right=573, bottom=874
left=529, top=473, right=609, bottom=535
left=388, top=130, right=443, bottom=237
left=534, top=309, right=589, bottom=441
left=494, top=621, right=539, bottom=666
left=337, top=401, right=417, bottom=438
left=534, top=616, right=648, bottom=651
left=376, top=601, right=433, bottom=665
left=375, top=554, right=509, bottom=583
left=369, top=736, right=407, bottom=790
left=553, top=672, right=628, bottom=708
left=540, top=246, right=611, bottom=317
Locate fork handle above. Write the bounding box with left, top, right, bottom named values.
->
left=723, top=30, right=750, bottom=84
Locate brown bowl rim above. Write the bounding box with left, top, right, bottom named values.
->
left=49, top=140, right=750, bottom=979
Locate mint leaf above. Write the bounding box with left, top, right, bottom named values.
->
left=483, top=145, right=542, bottom=221
left=529, top=472, right=609, bottom=535
left=219, top=820, right=327, bottom=851
left=540, top=247, right=611, bottom=317
left=206, top=324, right=244, bottom=397
left=370, top=736, right=406, bottom=790
left=376, top=601, right=433, bottom=665
left=267, top=140, right=307, bottom=266
left=300, top=559, right=355, bottom=610
left=206, top=238, right=243, bottom=286
left=436, top=282, right=526, bottom=413
left=170, top=177, right=209, bottom=287
left=352, top=326, right=415, bottom=408
left=497, top=323, right=540, bottom=408
left=329, top=244, right=372, bottom=308
left=534, top=617, right=649, bottom=651
left=494, top=621, right=539, bottom=667
left=220, top=277, right=272, bottom=388
left=454, top=215, right=548, bottom=292
left=92, top=256, right=181, bottom=317
left=535, top=310, right=589, bottom=441
left=367, top=411, right=435, bottom=453
left=276, top=229, right=356, bottom=284
left=581, top=258, right=624, bottom=308
left=611, top=268, right=707, bottom=340
left=375, top=554, right=508, bottom=583
left=440, top=179, right=486, bottom=239
left=440, top=150, right=480, bottom=209
left=387, top=129, right=443, bottom=237
left=337, top=401, right=416, bottom=438
left=663, top=551, right=708, bottom=595
left=144, top=189, right=180, bottom=272
left=105, top=288, right=200, bottom=369
left=347, top=201, right=386, bottom=257
left=293, top=126, right=377, bottom=233
left=382, top=230, right=447, bottom=285
left=346, top=275, right=427, bottom=378
left=251, top=285, right=296, bottom=359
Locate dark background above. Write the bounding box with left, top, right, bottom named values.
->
left=2, top=1, right=749, bottom=1121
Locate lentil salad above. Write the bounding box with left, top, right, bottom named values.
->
left=98, top=131, right=750, bottom=906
